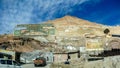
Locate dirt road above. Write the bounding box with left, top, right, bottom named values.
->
left=22, top=63, right=51, bottom=68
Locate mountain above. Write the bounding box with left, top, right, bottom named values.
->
left=47, top=15, right=102, bottom=26
left=0, top=16, right=120, bottom=52
left=44, top=15, right=105, bottom=37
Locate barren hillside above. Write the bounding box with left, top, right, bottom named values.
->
left=44, top=16, right=105, bottom=37
left=0, top=16, right=120, bottom=52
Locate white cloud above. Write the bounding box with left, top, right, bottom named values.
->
left=0, top=0, right=101, bottom=34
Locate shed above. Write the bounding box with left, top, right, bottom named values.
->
left=53, top=53, right=68, bottom=63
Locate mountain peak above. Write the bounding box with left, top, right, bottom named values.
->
left=63, top=15, right=75, bottom=18
left=46, top=15, right=102, bottom=27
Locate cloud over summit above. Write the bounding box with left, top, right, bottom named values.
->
left=0, top=0, right=119, bottom=34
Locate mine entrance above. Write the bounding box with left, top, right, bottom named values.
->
left=15, top=52, right=22, bottom=63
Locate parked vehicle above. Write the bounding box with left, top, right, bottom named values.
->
left=33, top=57, right=46, bottom=67
left=0, top=58, right=22, bottom=68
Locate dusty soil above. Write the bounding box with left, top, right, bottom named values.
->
left=50, top=55, right=120, bottom=68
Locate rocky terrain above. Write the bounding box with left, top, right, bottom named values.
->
left=45, top=16, right=120, bottom=36
left=45, top=15, right=104, bottom=37
left=50, top=55, right=120, bottom=68
left=0, top=16, right=120, bottom=68
left=0, top=16, right=120, bottom=52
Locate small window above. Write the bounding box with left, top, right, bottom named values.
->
left=1, top=60, right=6, bottom=64
left=7, top=60, right=12, bottom=65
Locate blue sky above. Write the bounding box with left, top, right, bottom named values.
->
left=0, top=0, right=120, bottom=34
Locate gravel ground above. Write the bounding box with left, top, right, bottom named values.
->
left=22, top=63, right=51, bottom=68
left=50, top=55, right=120, bottom=68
